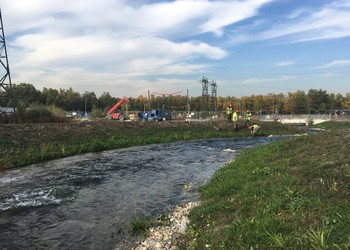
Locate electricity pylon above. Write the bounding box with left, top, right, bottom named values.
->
left=0, top=7, right=13, bottom=114
left=211, top=80, right=217, bottom=112
left=201, top=76, right=209, bottom=111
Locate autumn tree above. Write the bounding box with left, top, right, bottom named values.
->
left=216, top=96, right=225, bottom=111
left=329, top=93, right=343, bottom=110
left=274, top=93, right=285, bottom=114
left=252, top=95, right=264, bottom=113
left=12, top=83, right=43, bottom=106
left=133, top=95, right=149, bottom=111
left=56, top=88, right=81, bottom=111
left=42, top=87, right=59, bottom=107
left=4, top=82, right=348, bottom=115
left=83, top=91, right=98, bottom=113
left=95, top=92, right=117, bottom=111
left=342, top=92, right=350, bottom=110
left=189, top=96, right=201, bottom=111
left=307, top=89, right=329, bottom=113
left=284, top=91, right=307, bottom=114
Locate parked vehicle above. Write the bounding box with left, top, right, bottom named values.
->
left=151, top=109, right=172, bottom=121
left=149, top=113, right=163, bottom=121
left=141, top=112, right=162, bottom=121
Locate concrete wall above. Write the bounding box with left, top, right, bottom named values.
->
left=259, top=114, right=350, bottom=125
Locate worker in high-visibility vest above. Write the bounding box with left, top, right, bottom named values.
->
left=226, top=103, right=233, bottom=121
left=247, top=124, right=260, bottom=136
left=232, top=110, right=239, bottom=131
left=245, top=109, right=252, bottom=127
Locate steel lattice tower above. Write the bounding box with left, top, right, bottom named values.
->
left=211, top=80, right=217, bottom=111
left=201, top=76, right=209, bottom=111
left=0, top=7, right=13, bottom=112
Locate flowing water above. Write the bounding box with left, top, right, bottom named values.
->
left=0, top=137, right=285, bottom=250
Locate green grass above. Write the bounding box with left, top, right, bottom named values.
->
left=178, top=121, right=350, bottom=249
left=130, top=214, right=155, bottom=235
left=0, top=120, right=301, bottom=169
left=313, top=120, right=350, bottom=131
left=130, top=212, right=172, bottom=236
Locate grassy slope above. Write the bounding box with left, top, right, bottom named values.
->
left=0, top=120, right=301, bottom=170
left=179, top=121, right=350, bottom=249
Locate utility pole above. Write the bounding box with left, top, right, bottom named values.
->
left=187, top=88, right=190, bottom=114
left=84, top=94, right=87, bottom=116
left=272, top=92, right=275, bottom=114
left=0, top=7, right=14, bottom=113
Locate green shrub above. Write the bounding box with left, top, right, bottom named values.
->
left=48, top=106, right=66, bottom=117
left=90, top=108, right=106, bottom=118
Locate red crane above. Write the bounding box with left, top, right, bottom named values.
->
left=106, top=97, right=128, bottom=120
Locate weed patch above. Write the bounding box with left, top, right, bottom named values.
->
left=130, top=214, right=154, bottom=235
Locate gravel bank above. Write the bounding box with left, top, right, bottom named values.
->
left=131, top=202, right=199, bottom=250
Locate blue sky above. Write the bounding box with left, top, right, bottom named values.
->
left=2, top=0, right=350, bottom=98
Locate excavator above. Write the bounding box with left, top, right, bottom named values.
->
left=106, top=97, right=128, bottom=120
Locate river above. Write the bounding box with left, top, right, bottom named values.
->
left=0, top=136, right=285, bottom=250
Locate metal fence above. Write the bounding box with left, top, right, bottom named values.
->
left=259, top=114, right=350, bottom=122
left=170, top=111, right=350, bottom=123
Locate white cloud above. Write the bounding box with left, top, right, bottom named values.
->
left=12, top=34, right=225, bottom=72
left=319, top=60, right=350, bottom=68
left=241, top=75, right=296, bottom=85
left=3, top=0, right=348, bottom=98
left=262, top=1, right=350, bottom=42
left=4, top=0, right=273, bottom=97
left=199, top=0, right=273, bottom=36
left=286, top=8, right=309, bottom=19
left=7, top=0, right=253, bottom=67
left=274, top=61, right=296, bottom=67
left=227, top=0, right=350, bottom=45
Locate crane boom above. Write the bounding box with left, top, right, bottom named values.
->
left=106, top=97, right=128, bottom=120
left=107, top=97, right=128, bottom=115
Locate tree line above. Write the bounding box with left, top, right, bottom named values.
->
left=1, top=83, right=350, bottom=117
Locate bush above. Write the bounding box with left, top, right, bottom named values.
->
left=91, top=108, right=106, bottom=118
left=0, top=105, right=67, bottom=124
left=48, top=106, right=66, bottom=117
left=307, top=118, right=314, bottom=127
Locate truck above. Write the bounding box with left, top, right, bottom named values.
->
left=152, top=109, right=172, bottom=121
left=106, top=97, right=128, bottom=121
left=140, top=111, right=162, bottom=121
left=139, top=109, right=172, bottom=121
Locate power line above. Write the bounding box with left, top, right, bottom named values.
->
left=151, top=91, right=182, bottom=96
